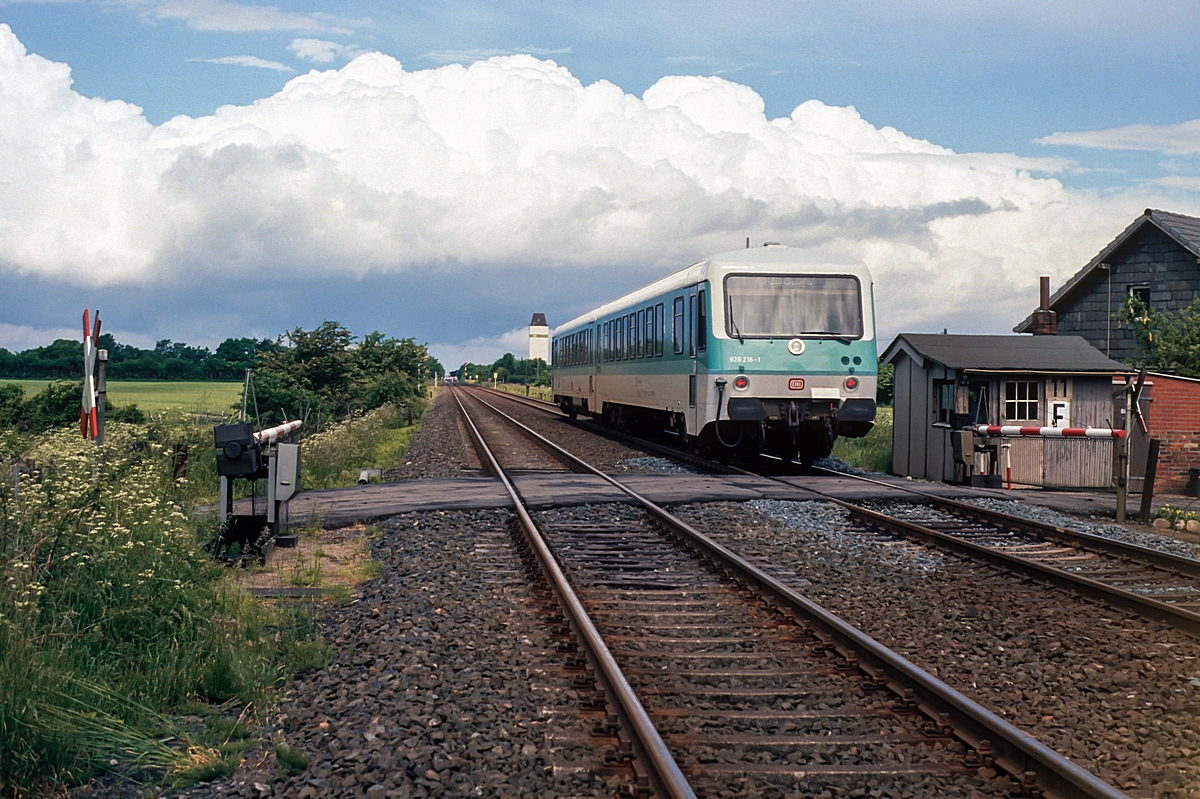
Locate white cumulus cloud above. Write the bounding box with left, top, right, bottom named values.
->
left=1037, top=119, right=1200, bottom=155
left=0, top=24, right=1187, bottom=345
left=288, top=38, right=363, bottom=64
left=125, top=0, right=348, bottom=33
left=190, top=55, right=295, bottom=72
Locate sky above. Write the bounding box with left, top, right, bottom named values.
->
left=2, top=1, right=1200, bottom=368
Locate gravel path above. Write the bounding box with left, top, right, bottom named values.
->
left=671, top=500, right=1200, bottom=798
left=384, top=391, right=480, bottom=480
left=175, top=509, right=631, bottom=798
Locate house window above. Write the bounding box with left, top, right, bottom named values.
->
left=1128, top=285, right=1151, bottom=306
left=1004, top=381, right=1040, bottom=422
left=933, top=380, right=955, bottom=425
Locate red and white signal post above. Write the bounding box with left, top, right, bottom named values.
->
left=81, top=310, right=107, bottom=469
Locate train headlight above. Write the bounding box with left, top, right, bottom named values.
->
left=733, top=375, right=750, bottom=390
left=844, top=376, right=859, bottom=391
left=787, top=338, right=805, bottom=356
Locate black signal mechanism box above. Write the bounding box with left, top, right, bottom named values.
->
left=214, top=423, right=262, bottom=478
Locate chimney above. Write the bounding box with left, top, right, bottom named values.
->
left=1030, top=275, right=1057, bottom=335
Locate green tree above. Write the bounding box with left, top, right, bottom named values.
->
left=876, top=362, right=894, bottom=405
left=1118, top=295, right=1200, bottom=376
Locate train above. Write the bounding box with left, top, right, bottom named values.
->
left=550, top=244, right=878, bottom=463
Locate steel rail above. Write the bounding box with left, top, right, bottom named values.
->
left=838, top=502, right=1200, bottom=636
left=478, top=387, right=1200, bottom=634
left=461, top=387, right=1129, bottom=799
left=810, top=466, right=1200, bottom=578
left=447, top=388, right=695, bottom=799
left=474, top=385, right=745, bottom=475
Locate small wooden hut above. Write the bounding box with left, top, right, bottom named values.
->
left=882, top=334, right=1131, bottom=487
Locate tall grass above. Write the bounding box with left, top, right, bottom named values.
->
left=301, top=400, right=427, bottom=489
left=0, top=421, right=317, bottom=793
left=493, top=383, right=552, bottom=402
left=831, top=405, right=893, bottom=473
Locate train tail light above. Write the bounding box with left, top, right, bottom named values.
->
left=844, top=376, right=859, bottom=391
left=733, top=375, right=750, bottom=390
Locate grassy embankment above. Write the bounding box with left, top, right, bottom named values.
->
left=0, top=380, right=245, bottom=415
left=0, top=382, right=431, bottom=793
left=832, top=405, right=893, bottom=473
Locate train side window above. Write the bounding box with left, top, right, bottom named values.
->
left=656, top=303, right=664, bottom=356
left=644, top=307, right=653, bottom=358
left=627, top=314, right=634, bottom=359
left=696, top=289, right=707, bottom=352
left=673, top=297, right=684, bottom=354
left=637, top=309, right=645, bottom=358
left=688, top=293, right=696, bottom=357
left=618, top=316, right=625, bottom=360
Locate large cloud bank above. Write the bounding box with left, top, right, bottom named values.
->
left=0, top=25, right=1154, bottom=336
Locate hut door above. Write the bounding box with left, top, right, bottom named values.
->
left=1003, top=379, right=1043, bottom=486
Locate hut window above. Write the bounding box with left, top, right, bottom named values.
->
left=933, top=380, right=955, bottom=425
left=1004, top=380, right=1040, bottom=422
left=1128, top=285, right=1150, bottom=307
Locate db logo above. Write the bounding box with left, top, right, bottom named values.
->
left=788, top=378, right=805, bottom=391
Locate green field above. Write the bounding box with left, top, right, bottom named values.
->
left=1, top=380, right=244, bottom=414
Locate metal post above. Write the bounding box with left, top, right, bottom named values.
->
left=95, top=350, right=107, bottom=466
left=1116, top=387, right=1131, bottom=523
left=1140, top=438, right=1161, bottom=524
left=241, top=368, right=251, bottom=422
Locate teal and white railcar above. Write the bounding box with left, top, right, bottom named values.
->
left=551, top=245, right=877, bottom=463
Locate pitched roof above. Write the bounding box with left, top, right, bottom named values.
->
left=1014, top=208, right=1200, bottom=333
left=881, top=333, right=1131, bottom=374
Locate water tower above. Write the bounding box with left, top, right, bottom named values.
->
left=529, top=313, right=549, bottom=363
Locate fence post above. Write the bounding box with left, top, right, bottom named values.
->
left=1139, top=438, right=1160, bottom=524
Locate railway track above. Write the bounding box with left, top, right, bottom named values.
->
left=450, top=385, right=1127, bottom=799
left=476, top=385, right=1200, bottom=637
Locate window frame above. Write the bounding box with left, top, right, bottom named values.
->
left=1003, top=380, right=1040, bottom=423
left=932, top=379, right=955, bottom=426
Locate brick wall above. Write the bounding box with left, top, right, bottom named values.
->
left=1145, top=373, right=1200, bottom=493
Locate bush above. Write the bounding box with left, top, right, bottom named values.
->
left=0, top=421, right=315, bottom=791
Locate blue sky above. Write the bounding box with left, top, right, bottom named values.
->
left=2, top=0, right=1200, bottom=365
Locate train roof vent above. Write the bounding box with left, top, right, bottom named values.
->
left=762, top=241, right=782, bottom=247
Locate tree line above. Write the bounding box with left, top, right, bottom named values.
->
left=0, top=336, right=271, bottom=381
left=457, top=353, right=549, bottom=386
left=0, top=321, right=445, bottom=432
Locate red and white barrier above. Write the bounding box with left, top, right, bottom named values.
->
left=255, top=420, right=303, bottom=445
left=975, top=425, right=1126, bottom=439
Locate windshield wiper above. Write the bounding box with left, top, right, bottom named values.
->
left=801, top=331, right=854, bottom=345
left=729, top=303, right=744, bottom=344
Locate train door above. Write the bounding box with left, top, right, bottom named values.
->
left=590, top=323, right=599, bottom=412
left=687, top=286, right=699, bottom=433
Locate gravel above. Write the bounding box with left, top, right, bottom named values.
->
left=172, top=509, right=632, bottom=798
left=674, top=499, right=1200, bottom=799
left=616, top=455, right=698, bottom=474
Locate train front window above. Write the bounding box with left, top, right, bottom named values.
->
left=724, top=275, right=862, bottom=339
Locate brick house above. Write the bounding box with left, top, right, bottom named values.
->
left=1137, top=373, right=1200, bottom=494
left=1015, top=209, right=1200, bottom=362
